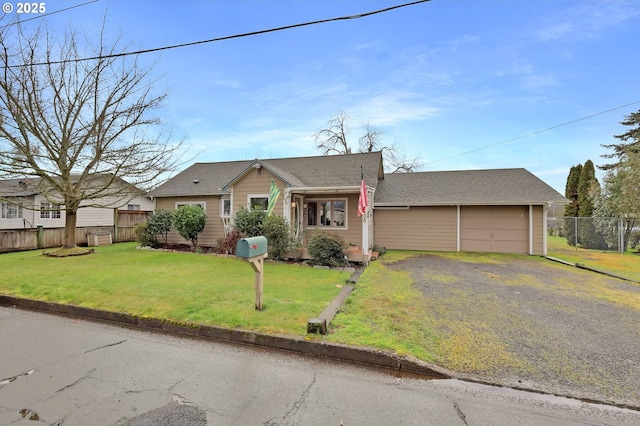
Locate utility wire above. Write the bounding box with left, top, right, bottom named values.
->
left=10, top=0, right=431, bottom=67
left=423, top=100, right=640, bottom=167
left=0, top=0, right=100, bottom=29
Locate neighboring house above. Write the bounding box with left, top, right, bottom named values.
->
left=148, top=151, right=567, bottom=257
left=0, top=177, right=153, bottom=230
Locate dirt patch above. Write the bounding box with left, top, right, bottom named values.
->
left=388, top=254, right=640, bottom=408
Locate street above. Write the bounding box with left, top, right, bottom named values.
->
left=1, top=306, right=638, bottom=425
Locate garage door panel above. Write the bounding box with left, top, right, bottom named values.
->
left=374, top=207, right=457, bottom=251
left=492, top=229, right=525, bottom=241
left=461, top=206, right=528, bottom=254
left=462, top=229, right=492, bottom=240
left=497, top=218, right=527, bottom=230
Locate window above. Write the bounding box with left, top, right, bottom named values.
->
left=127, top=204, right=141, bottom=211
left=1, top=202, right=23, bottom=219
left=307, top=199, right=346, bottom=228
left=248, top=194, right=269, bottom=212
left=176, top=201, right=205, bottom=210
left=40, top=202, right=61, bottom=219
left=220, top=197, right=231, bottom=217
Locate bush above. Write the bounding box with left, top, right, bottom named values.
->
left=308, top=231, right=347, bottom=267
left=216, top=229, right=243, bottom=255
left=135, top=222, right=156, bottom=247
left=629, top=230, right=640, bottom=250
left=173, top=205, right=207, bottom=251
left=147, top=209, right=173, bottom=246
left=234, top=207, right=265, bottom=237
left=262, top=215, right=303, bottom=261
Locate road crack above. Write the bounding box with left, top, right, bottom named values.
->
left=84, top=339, right=127, bottom=353
left=0, top=369, right=36, bottom=388
left=264, top=374, right=317, bottom=425
left=453, top=400, right=469, bottom=426
left=55, top=368, right=97, bottom=393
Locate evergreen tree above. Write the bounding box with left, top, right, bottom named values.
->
left=564, top=164, right=582, bottom=246
left=600, top=109, right=640, bottom=170
left=577, top=160, right=607, bottom=249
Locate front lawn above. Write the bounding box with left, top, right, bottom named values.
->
left=547, top=235, right=640, bottom=281
left=0, top=243, right=349, bottom=335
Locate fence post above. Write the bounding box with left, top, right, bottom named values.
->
left=574, top=217, right=578, bottom=250
left=37, top=225, right=44, bottom=249
left=619, top=218, right=624, bottom=253
left=113, top=209, right=119, bottom=243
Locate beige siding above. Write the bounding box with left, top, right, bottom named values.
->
left=532, top=205, right=544, bottom=255
left=232, top=170, right=287, bottom=217
left=155, top=196, right=223, bottom=247
left=374, top=206, right=457, bottom=251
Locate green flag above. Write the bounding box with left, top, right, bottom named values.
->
left=267, top=179, right=281, bottom=216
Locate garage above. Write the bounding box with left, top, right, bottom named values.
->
left=460, top=206, right=529, bottom=254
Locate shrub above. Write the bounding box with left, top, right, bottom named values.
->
left=262, top=215, right=304, bottom=261
left=173, top=205, right=207, bottom=251
left=134, top=222, right=156, bottom=247
left=308, top=231, right=347, bottom=267
left=629, top=230, right=640, bottom=250
left=216, top=229, right=243, bottom=255
left=234, top=207, right=265, bottom=237
left=147, top=209, right=173, bottom=246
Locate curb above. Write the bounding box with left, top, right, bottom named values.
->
left=545, top=256, right=640, bottom=283
left=0, top=295, right=450, bottom=380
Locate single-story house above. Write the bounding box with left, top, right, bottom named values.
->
left=0, top=177, right=153, bottom=230
left=148, top=151, right=567, bottom=258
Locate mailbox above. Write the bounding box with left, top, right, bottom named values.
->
left=236, top=236, right=268, bottom=258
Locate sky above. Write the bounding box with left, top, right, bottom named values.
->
left=4, top=0, right=640, bottom=193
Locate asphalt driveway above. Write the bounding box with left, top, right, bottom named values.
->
left=387, top=253, right=640, bottom=408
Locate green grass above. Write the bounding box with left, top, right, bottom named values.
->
left=326, top=250, right=525, bottom=373
left=547, top=235, right=640, bottom=281
left=0, top=243, right=349, bottom=335
left=324, top=250, right=440, bottom=361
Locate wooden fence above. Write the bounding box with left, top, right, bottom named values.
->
left=0, top=210, right=151, bottom=253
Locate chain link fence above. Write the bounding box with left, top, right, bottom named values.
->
left=547, top=216, right=639, bottom=252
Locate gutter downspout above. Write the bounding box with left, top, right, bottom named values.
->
left=456, top=205, right=461, bottom=252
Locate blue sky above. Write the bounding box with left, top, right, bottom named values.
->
left=9, top=0, right=640, bottom=192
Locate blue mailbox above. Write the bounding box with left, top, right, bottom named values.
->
left=236, top=236, right=268, bottom=258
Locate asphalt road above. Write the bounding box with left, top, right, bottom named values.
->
left=1, top=307, right=639, bottom=425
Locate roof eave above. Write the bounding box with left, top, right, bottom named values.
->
left=374, top=200, right=569, bottom=207
left=286, top=185, right=363, bottom=194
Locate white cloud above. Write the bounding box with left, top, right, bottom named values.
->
left=349, top=91, right=442, bottom=126
left=522, top=74, right=559, bottom=90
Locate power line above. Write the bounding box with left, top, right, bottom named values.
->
left=423, top=100, right=640, bottom=167
left=11, top=0, right=431, bottom=68
left=0, top=0, right=100, bottom=29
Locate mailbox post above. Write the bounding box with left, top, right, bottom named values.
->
left=236, top=236, right=268, bottom=311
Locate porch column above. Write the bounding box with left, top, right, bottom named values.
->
left=361, top=208, right=369, bottom=263
left=283, top=189, right=291, bottom=223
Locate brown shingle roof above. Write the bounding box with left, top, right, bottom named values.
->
left=149, top=151, right=384, bottom=197
left=374, top=168, right=567, bottom=206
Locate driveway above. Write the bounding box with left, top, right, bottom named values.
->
left=387, top=253, right=640, bottom=408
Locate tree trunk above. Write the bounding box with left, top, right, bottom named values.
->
left=64, top=209, right=78, bottom=248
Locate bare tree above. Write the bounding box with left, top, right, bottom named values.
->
left=314, top=111, right=422, bottom=172
left=0, top=21, right=183, bottom=252
left=314, top=110, right=351, bottom=155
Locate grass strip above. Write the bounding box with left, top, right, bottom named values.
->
left=0, top=242, right=349, bottom=335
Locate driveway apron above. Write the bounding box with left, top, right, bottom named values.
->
left=388, top=254, right=640, bottom=408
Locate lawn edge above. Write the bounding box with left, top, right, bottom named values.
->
left=0, top=294, right=450, bottom=379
